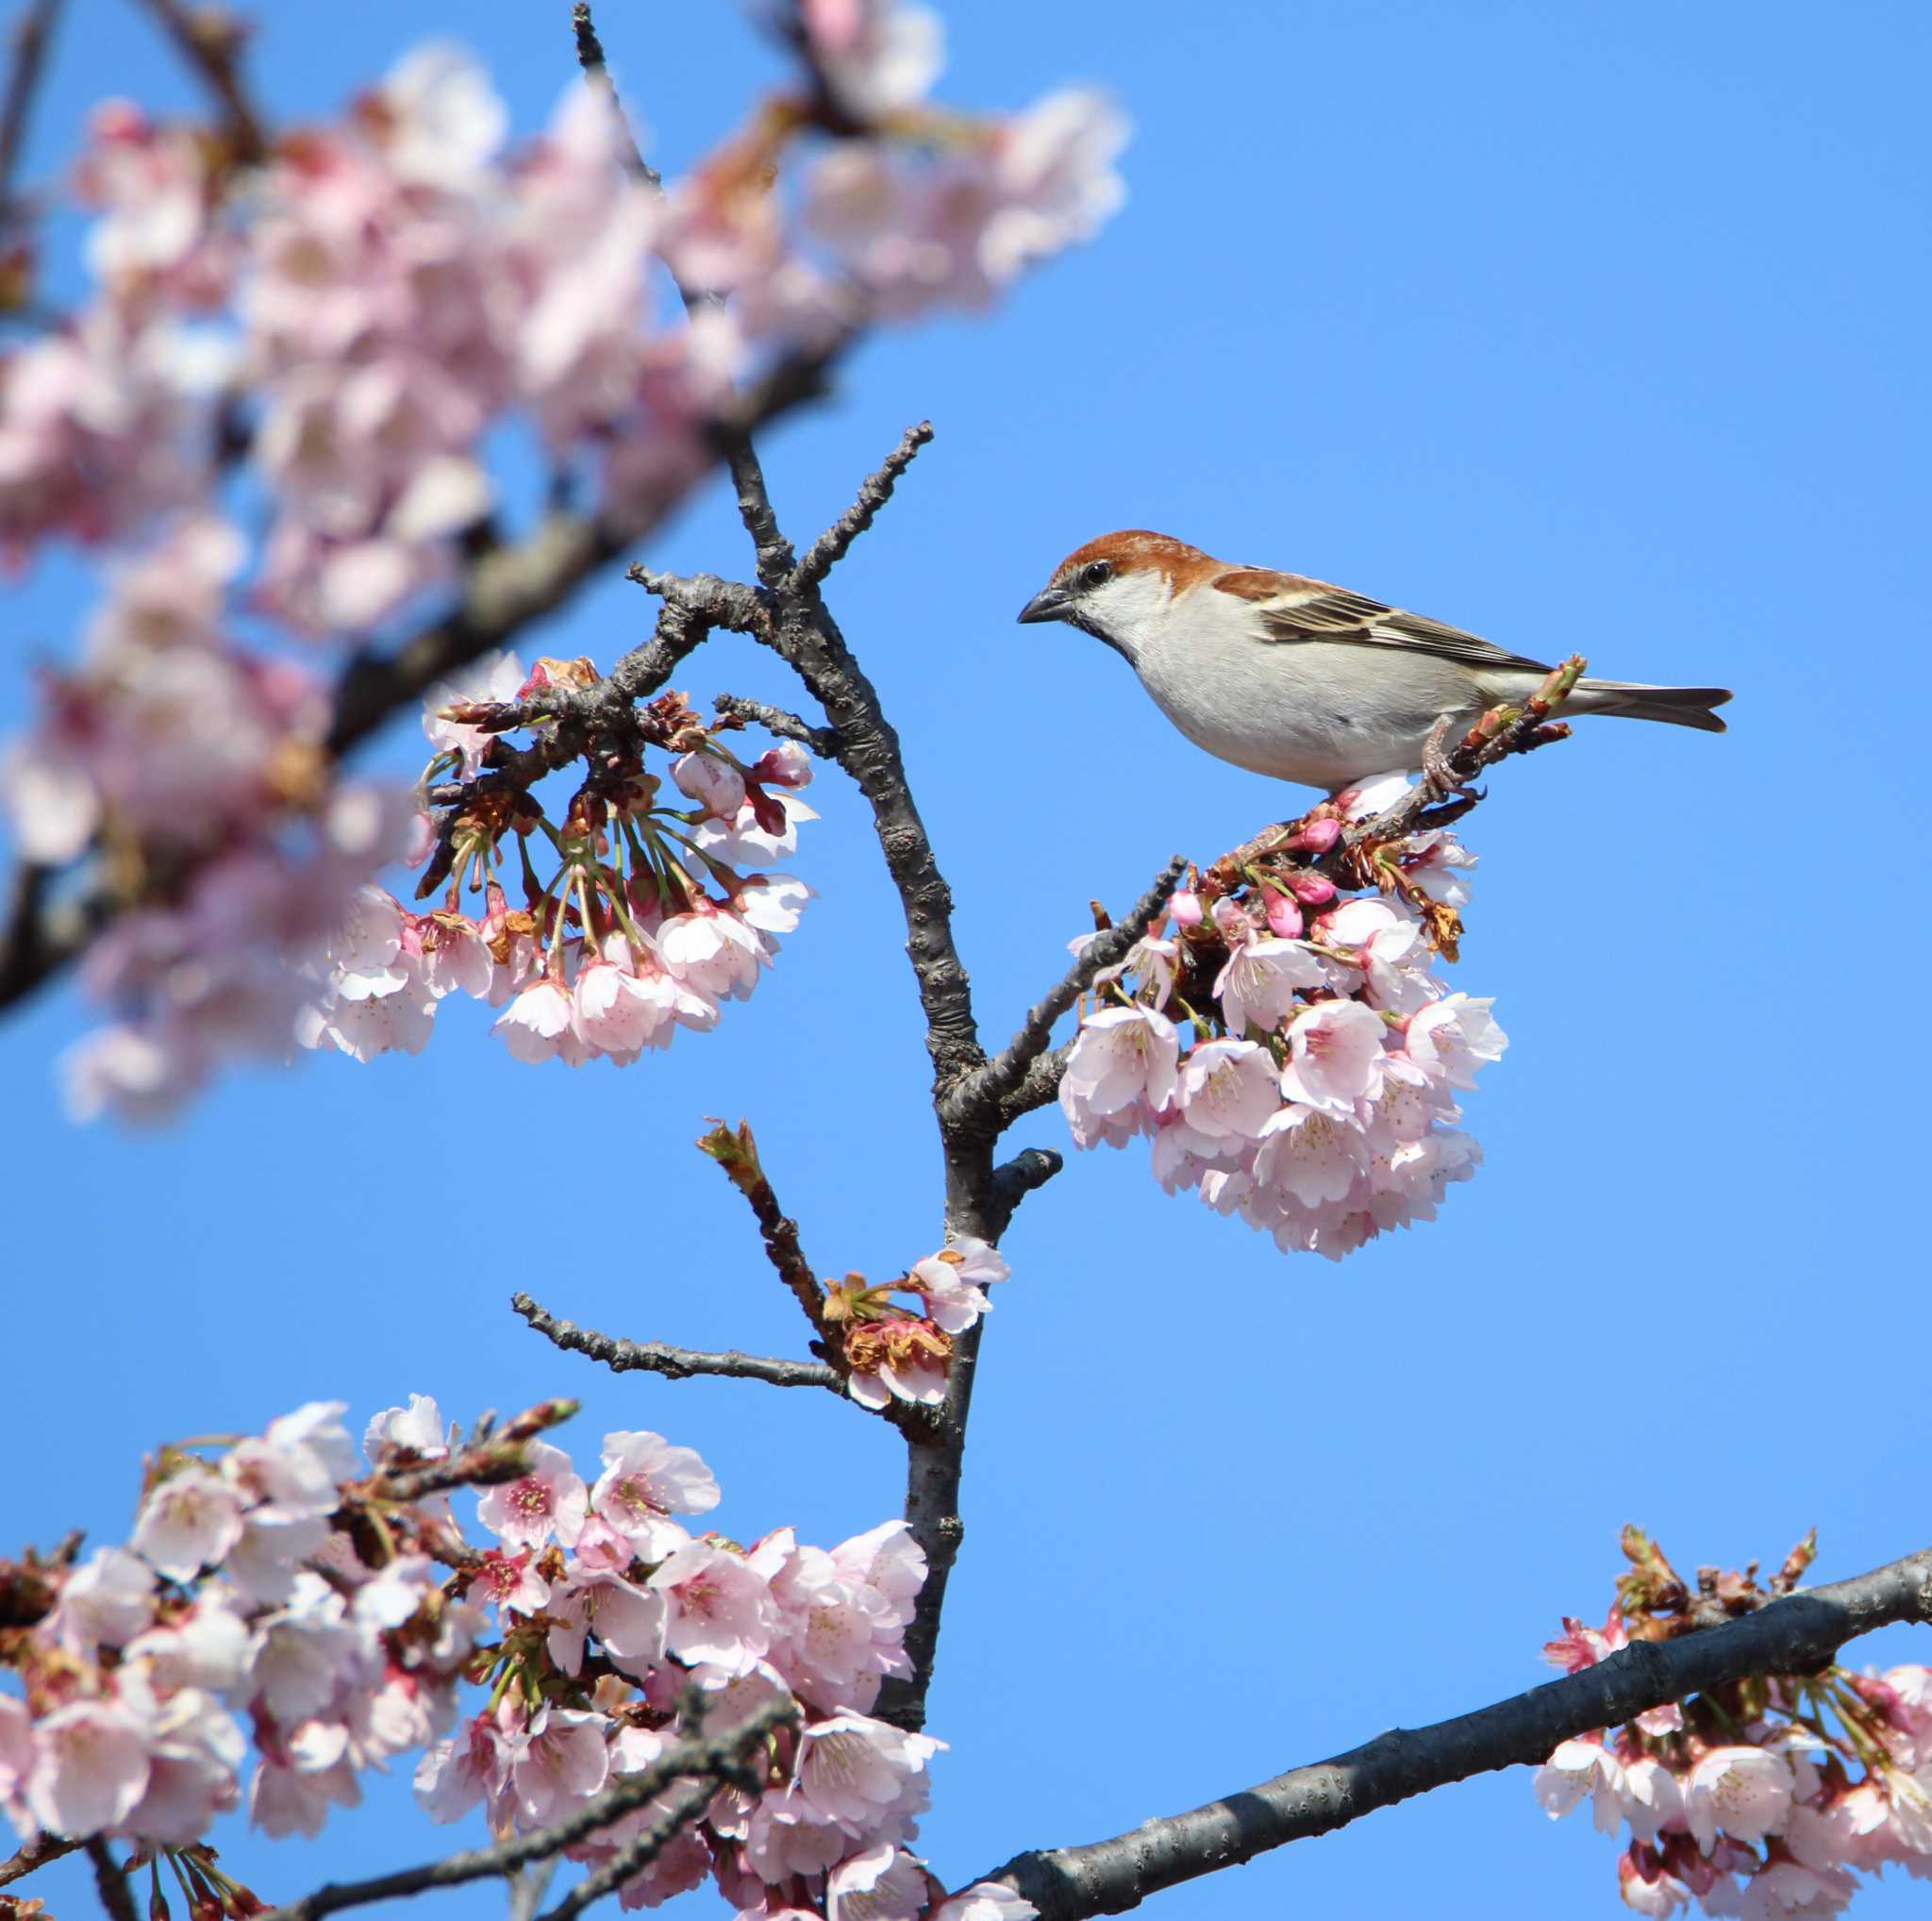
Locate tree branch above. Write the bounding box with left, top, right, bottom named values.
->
left=260, top=1696, right=796, bottom=1921
left=532, top=1776, right=712, bottom=1921
left=511, top=1291, right=844, bottom=1395
left=568, top=0, right=658, bottom=188
left=0, top=0, right=62, bottom=226
left=132, top=0, right=267, bottom=165
left=693, top=1120, right=830, bottom=1343
left=982, top=1545, right=1932, bottom=1921
left=713, top=693, right=841, bottom=760
left=790, top=420, right=934, bottom=591
left=86, top=1839, right=136, bottom=1921
left=987, top=1146, right=1064, bottom=1234
left=940, top=857, right=1187, bottom=1138
left=0, top=1834, right=77, bottom=1891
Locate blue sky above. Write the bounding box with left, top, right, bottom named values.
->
left=4, top=2, right=1928, bottom=1917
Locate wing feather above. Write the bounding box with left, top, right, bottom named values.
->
left=1232, top=574, right=1552, bottom=676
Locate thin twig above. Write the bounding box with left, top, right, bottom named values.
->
left=365, top=1441, right=533, bottom=1505
left=532, top=1776, right=713, bottom=1921
left=0, top=1834, right=79, bottom=1891
left=940, top=857, right=1187, bottom=1137
left=512, top=1292, right=844, bottom=1395
left=986, top=1545, right=1932, bottom=1920
left=133, top=0, right=267, bottom=164
left=694, top=1120, right=830, bottom=1342
left=569, top=0, right=658, bottom=187
left=260, top=1697, right=797, bottom=1921
left=0, top=0, right=62, bottom=225
left=505, top=1861, right=559, bottom=1921
left=713, top=693, right=842, bottom=760
left=86, top=1839, right=137, bottom=1921
left=790, top=421, right=934, bottom=590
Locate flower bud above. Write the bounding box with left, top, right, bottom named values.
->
left=1262, top=891, right=1304, bottom=939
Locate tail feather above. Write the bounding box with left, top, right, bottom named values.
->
left=1573, top=677, right=1732, bottom=735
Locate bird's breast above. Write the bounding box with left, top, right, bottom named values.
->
left=1127, top=598, right=1480, bottom=787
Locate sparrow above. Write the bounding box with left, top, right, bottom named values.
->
left=1017, top=529, right=1732, bottom=792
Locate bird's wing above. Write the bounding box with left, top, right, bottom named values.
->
left=1213, top=569, right=1552, bottom=676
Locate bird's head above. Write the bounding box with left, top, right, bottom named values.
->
left=1016, top=530, right=1222, bottom=663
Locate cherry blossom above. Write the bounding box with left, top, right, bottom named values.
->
left=475, top=1440, right=588, bottom=1550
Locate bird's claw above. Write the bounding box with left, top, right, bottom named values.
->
left=1421, top=713, right=1474, bottom=803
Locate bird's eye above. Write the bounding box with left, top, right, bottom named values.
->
left=1079, top=560, right=1113, bottom=590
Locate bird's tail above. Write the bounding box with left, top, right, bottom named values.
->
left=1570, top=677, right=1732, bottom=734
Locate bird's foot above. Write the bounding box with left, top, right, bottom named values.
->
left=1421, top=713, right=1476, bottom=803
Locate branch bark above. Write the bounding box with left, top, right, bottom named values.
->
left=512, top=1292, right=844, bottom=1395
left=939, top=857, right=1187, bottom=1138
left=0, top=1834, right=76, bottom=1892
left=133, top=0, right=267, bottom=165
left=0, top=0, right=61, bottom=225
left=260, top=1696, right=795, bottom=1921
left=85, top=1839, right=136, bottom=1921
left=982, top=1545, right=1932, bottom=1920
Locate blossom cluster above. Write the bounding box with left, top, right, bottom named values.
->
left=0, top=4, right=1126, bottom=1120
left=821, top=1236, right=1010, bottom=1411
left=1534, top=1528, right=1932, bottom=1918
left=1058, top=775, right=1502, bottom=1260
left=0, top=1393, right=1030, bottom=1921
left=299, top=656, right=816, bottom=1067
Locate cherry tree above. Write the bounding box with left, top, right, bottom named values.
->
left=0, top=6, right=1925, bottom=1921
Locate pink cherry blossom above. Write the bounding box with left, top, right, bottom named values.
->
left=46, top=1546, right=156, bottom=1652
left=507, top=1706, right=610, bottom=1827
left=1281, top=999, right=1388, bottom=1113
left=26, top=1698, right=152, bottom=1836
left=932, top=1887, right=1040, bottom=1921
left=414, top=1712, right=512, bottom=1825
left=493, top=977, right=579, bottom=1063
left=592, top=1430, right=721, bottom=1557
left=1685, top=1746, right=1796, bottom=1853
left=476, top=1441, right=588, bottom=1550
left=1175, top=1038, right=1280, bottom=1140
left=826, top=1844, right=933, bottom=1921
left=1405, top=994, right=1508, bottom=1089
left=651, top=1540, right=778, bottom=1674
left=1059, top=1004, right=1179, bottom=1121
left=364, top=1394, right=451, bottom=1467
left=132, top=1464, right=247, bottom=1582
left=1214, top=937, right=1328, bottom=1036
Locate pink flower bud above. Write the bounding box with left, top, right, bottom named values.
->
left=1287, top=872, right=1336, bottom=907
left=1168, top=891, right=1203, bottom=929
left=1263, top=891, right=1304, bottom=939
left=1290, top=817, right=1342, bottom=854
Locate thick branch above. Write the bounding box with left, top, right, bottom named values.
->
left=511, top=1291, right=843, bottom=1395
left=987, top=1146, right=1064, bottom=1234
left=985, top=1545, right=1932, bottom=1920
left=790, top=420, right=934, bottom=590
left=941, top=857, right=1187, bottom=1138
left=261, top=1697, right=795, bottom=1921
left=993, top=1042, right=1073, bottom=1129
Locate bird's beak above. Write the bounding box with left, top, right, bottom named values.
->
left=1016, top=585, right=1072, bottom=626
